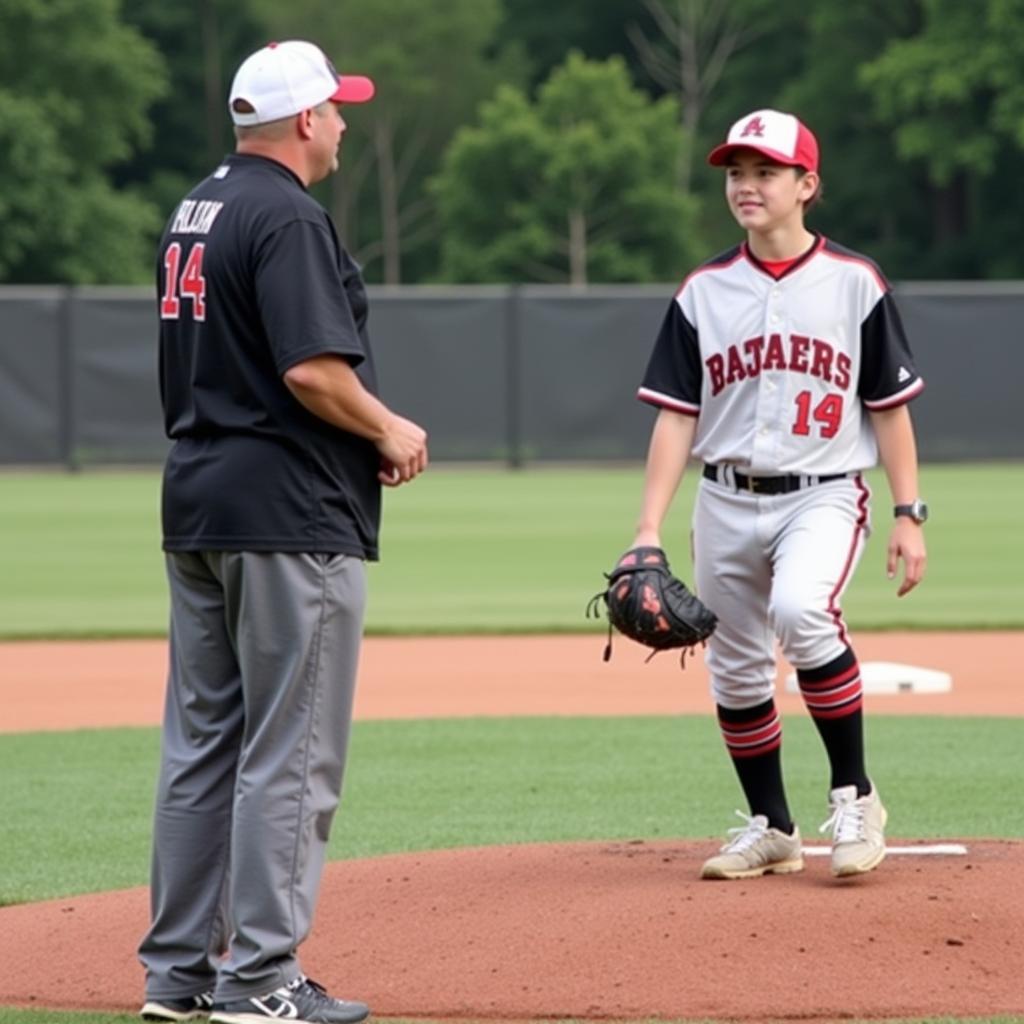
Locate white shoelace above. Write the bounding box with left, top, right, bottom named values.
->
left=820, top=797, right=866, bottom=843
left=721, top=810, right=769, bottom=852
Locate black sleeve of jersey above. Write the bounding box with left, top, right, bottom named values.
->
left=858, top=291, right=924, bottom=407
left=254, top=219, right=366, bottom=375
left=639, top=299, right=702, bottom=410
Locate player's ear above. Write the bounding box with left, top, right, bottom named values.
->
left=796, top=169, right=820, bottom=207
left=810, top=179, right=824, bottom=209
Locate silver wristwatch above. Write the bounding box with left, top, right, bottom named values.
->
left=893, top=499, right=928, bottom=524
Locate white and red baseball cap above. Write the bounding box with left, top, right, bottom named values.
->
left=707, top=109, right=819, bottom=172
left=229, top=40, right=375, bottom=126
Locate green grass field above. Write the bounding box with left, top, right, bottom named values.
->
left=1, top=715, right=1019, bottom=907
left=1, top=463, right=1022, bottom=637
left=1, top=714, right=1022, bottom=1024
left=2, top=463, right=1021, bottom=1024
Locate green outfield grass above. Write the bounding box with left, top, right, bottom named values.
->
left=1, top=466, right=1020, bottom=1024
left=2, top=714, right=1022, bottom=1024
left=1, top=714, right=1018, bottom=907
left=1, top=463, right=1022, bottom=637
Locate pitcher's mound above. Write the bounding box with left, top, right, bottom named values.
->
left=2, top=839, right=1022, bottom=1020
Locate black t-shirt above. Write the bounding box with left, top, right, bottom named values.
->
left=158, top=153, right=382, bottom=558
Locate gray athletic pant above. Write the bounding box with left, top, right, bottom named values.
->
left=139, top=551, right=367, bottom=1003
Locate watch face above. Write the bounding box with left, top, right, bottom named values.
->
left=895, top=501, right=928, bottom=523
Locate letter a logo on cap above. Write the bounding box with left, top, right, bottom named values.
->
left=740, top=116, right=766, bottom=139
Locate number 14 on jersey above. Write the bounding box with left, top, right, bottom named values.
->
left=161, top=242, right=207, bottom=321
left=793, top=390, right=843, bottom=439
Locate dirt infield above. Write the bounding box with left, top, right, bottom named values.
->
left=1, top=633, right=1022, bottom=1020
left=4, top=840, right=1022, bottom=1020
left=2, top=631, right=1023, bottom=731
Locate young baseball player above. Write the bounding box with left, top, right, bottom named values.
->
left=632, top=109, right=927, bottom=880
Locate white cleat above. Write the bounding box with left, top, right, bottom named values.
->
left=820, top=783, right=888, bottom=877
left=701, top=810, right=804, bottom=880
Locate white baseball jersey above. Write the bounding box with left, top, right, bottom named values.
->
left=638, top=234, right=924, bottom=474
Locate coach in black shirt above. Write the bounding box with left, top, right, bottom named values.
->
left=139, top=40, right=428, bottom=1024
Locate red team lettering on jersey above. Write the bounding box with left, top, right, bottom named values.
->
left=705, top=334, right=852, bottom=395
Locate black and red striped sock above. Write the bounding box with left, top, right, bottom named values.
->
left=716, top=699, right=793, bottom=833
left=797, top=647, right=870, bottom=795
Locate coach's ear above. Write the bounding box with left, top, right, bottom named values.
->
left=297, top=107, right=316, bottom=140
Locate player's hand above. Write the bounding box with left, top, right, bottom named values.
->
left=886, top=520, right=926, bottom=597
left=377, top=414, right=428, bottom=486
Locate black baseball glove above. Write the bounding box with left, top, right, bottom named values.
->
left=587, top=546, right=717, bottom=666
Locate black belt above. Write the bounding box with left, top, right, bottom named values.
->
left=702, top=464, right=850, bottom=495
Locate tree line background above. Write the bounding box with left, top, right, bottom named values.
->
left=3, top=0, right=1024, bottom=286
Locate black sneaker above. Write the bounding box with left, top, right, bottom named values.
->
left=141, top=991, right=214, bottom=1021
left=210, top=976, right=370, bottom=1024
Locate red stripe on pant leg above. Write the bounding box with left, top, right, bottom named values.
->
left=827, top=474, right=870, bottom=648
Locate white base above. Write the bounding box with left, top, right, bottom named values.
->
left=803, top=843, right=967, bottom=856
left=785, top=660, right=952, bottom=695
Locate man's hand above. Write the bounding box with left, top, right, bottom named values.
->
left=378, top=414, right=428, bottom=486
left=887, top=519, right=926, bottom=597
left=283, top=357, right=428, bottom=487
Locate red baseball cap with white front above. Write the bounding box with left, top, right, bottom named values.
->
left=707, top=109, right=819, bottom=172
left=229, top=40, right=375, bottom=127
